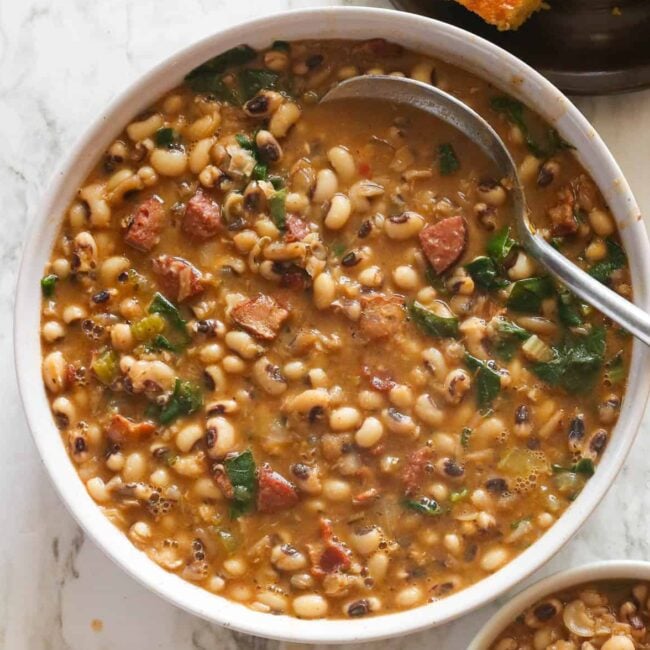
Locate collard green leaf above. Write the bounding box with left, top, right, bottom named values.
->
left=158, top=379, right=203, bottom=425
left=588, top=238, right=627, bottom=284
left=506, top=277, right=555, bottom=313
left=404, top=496, right=443, bottom=516
left=225, top=449, right=257, bottom=519
left=408, top=301, right=459, bottom=338
left=269, top=188, right=287, bottom=231
left=465, top=354, right=501, bottom=410
left=41, top=274, right=58, bottom=297
left=465, top=256, right=509, bottom=291
left=438, top=143, right=460, bottom=176
left=486, top=226, right=515, bottom=265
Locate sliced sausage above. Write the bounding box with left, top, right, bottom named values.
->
left=285, top=215, right=311, bottom=242
left=359, top=294, right=405, bottom=341
left=230, top=293, right=290, bottom=341
left=152, top=254, right=204, bottom=302
left=310, top=518, right=351, bottom=576
left=106, top=414, right=156, bottom=443
left=354, top=38, right=404, bottom=57
left=361, top=365, right=396, bottom=392
left=124, top=197, right=165, bottom=252
left=419, top=215, right=467, bottom=274
left=547, top=185, right=579, bottom=236
left=401, top=447, right=434, bottom=496
left=257, top=464, right=299, bottom=513
left=182, top=190, right=222, bottom=240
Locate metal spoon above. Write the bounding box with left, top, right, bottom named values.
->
left=321, top=75, right=650, bottom=345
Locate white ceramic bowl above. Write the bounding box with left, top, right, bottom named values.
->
left=14, top=6, right=650, bottom=644
left=470, top=560, right=650, bottom=648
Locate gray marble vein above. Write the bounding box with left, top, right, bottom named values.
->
left=1, top=1, right=650, bottom=648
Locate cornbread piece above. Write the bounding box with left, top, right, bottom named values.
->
left=454, top=0, right=543, bottom=30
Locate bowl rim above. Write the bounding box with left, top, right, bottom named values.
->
left=468, top=560, right=650, bottom=648
left=14, top=5, right=650, bottom=644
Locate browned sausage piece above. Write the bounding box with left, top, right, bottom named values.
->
left=547, top=185, right=579, bottom=236
left=285, top=215, right=311, bottom=242
left=257, top=464, right=299, bottom=513
left=152, top=254, right=204, bottom=302
left=419, top=215, right=468, bottom=275
left=182, top=190, right=222, bottom=240
left=359, top=294, right=405, bottom=341
left=124, top=197, right=165, bottom=252
left=230, top=293, right=290, bottom=341
left=106, top=414, right=157, bottom=443
left=401, top=447, right=434, bottom=496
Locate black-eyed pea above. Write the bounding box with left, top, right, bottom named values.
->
left=68, top=201, right=89, bottom=229
left=313, top=271, right=336, bottom=309
left=598, top=394, right=621, bottom=424
left=537, top=159, right=561, bottom=187
left=126, top=113, right=163, bottom=142
left=518, top=154, right=541, bottom=185
left=388, top=384, right=414, bottom=409
left=410, top=60, right=435, bottom=84
left=313, top=169, right=339, bottom=204
left=327, top=146, right=356, bottom=183
left=293, top=593, right=328, bottom=619
left=86, top=477, right=110, bottom=503
left=253, top=357, right=288, bottom=396
left=222, top=354, right=247, bottom=374
left=477, top=179, right=507, bottom=206
left=290, top=463, right=322, bottom=495
left=193, top=477, right=222, bottom=500
left=588, top=208, right=616, bottom=237
left=284, top=388, right=330, bottom=414
left=602, top=637, right=636, bottom=650
left=348, top=179, right=384, bottom=213
left=358, top=390, right=385, bottom=411
left=106, top=450, right=124, bottom=472
left=324, top=194, right=351, bottom=230
left=355, top=416, right=384, bottom=448
left=322, top=478, right=351, bottom=502
left=123, top=451, right=147, bottom=482
left=264, top=49, right=289, bottom=71
left=256, top=590, right=288, bottom=614
left=414, top=393, right=444, bottom=427
left=150, top=147, right=188, bottom=177
left=507, top=251, right=536, bottom=280
left=71, top=231, right=98, bottom=273
left=42, top=320, right=65, bottom=343
left=392, top=265, right=419, bottom=290
left=480, top=545, right=510, bottom=572
left=188, top=136, right=216, bottom=174
left=205, top=416, right=236, bottom=458
left=283, top=360, right=306, bottom=381
left=118, top=297, right=141, bottom=320
left=384, top=211, right=424, bottom=240
left=443, top=368, right=471, bottom=405
left=223, top=556, right=248, bottom=578
left=395, top=585, right=424, bottom=609
left=524, top=599, right=563, bottom=628
left=271, top=544, right=307, bottom=571
left=357, top=266, right=384, bottom=288
left=43, top=351, right=67, bottom=394
left=199, top=342, right=224, bottom=365
left=225, top=330, right=262, bottom=360
left=52, top=396, right=76, bottom=428
left=176, top=423, right=204, bottom=453
left=269, top=101, right=301, bottom=138
left=337, top=65, right=358, bottom=80
left=349, top=526, right=382, bottom=555
left=585, top=238, right=608, bottom=262
left=329, top=406, right=361, bottom=431
left=109, top=323, right=133, bottom=351
left=435, top=457, right=464, bottom=481
left=128, top=521, right=152, bottom=545
left=493, top=639, right=517, bottom=650
left=203, top=365, right=226, bottom=393
left=344, top=597, right=381, bottom=618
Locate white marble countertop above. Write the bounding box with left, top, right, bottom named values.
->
left=2, top=1, right=650, bottom=648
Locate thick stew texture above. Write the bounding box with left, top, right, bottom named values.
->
left=491, top=579, right=650, bottom=649
left=40, top=39, right=631, bottom=619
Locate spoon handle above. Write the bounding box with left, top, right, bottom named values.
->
left=526, top=232, right=650, bottom=345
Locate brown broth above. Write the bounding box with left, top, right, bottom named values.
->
left=39, top=39, right=631, bottom=619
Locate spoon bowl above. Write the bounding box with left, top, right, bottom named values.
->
left=323, top=75, right=650, bottom=345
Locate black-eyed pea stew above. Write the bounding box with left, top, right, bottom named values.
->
left=491, top=580, right=650, bottom=649
left=40, top=39, right=631, bottom=619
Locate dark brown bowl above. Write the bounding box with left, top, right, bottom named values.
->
left=390, top=0, right=650, bottom=95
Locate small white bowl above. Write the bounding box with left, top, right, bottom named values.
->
left=14, top=6, right=650, bottom=644
left=469, top=560, right=650, bottom=649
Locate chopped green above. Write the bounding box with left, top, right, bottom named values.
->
left=557, top=287, right=584, bottom=327
left=498, top=447, right=550, bottom=477
left=605, top=351, right=626, bottom=385
left=510, top=516, right=532, bottom=530
left=269, top=175, right=285, bottom=190
left=507, top=276, right=555, bottom=313
left=490, top=96, right=573, bottom=158
left=154, top=127, right=180, bottom=148
left=465, top=354, right=502, bottom=410
left=531, top=326, right=606, bottom=393
left=552, top=458, right=595, bottom=477
left=404, top=496, right=444, bottom=516
left=185, top=44, right=257, bottom=86
left=491, top=317, right=531, bottom=361
left=148, top=292, right=188, bottom=337
left=460, top=427, right=472, bottom=448
left=158, top=378, right=203, bottom=425
left=41, top=274, right=58, bottom=297
left=271, top=40, right=290, bottom=52
left=486, top=226, right=516, bottom=265
left=91, top=349, right=119, bottom=385
left=588, top=238, right=627, bottom=284
left=437, top=143, right=460, bottom=176
left=269, top=188, right=287, bottom=231
left=331, top=242, right=347, bottom=258
left=148, top=335, right=180, bottom=353
left=465, top=256, right=508, bottom=291
left=252, top=162, right=268, bottom=181
left=408, top=301, right=459, bottom=338
left=215, top=528, right=239, bottom=554
left=450, top=488, right=468, bottom=503
left=224, top=449, right=257, bottom=519
left=131, top=313, right=166, bottom=342
left=239, top=68, right=281, bottom=101
left=235, top=133, right=255, bottom=151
